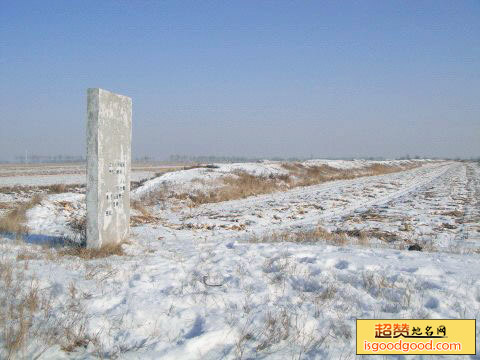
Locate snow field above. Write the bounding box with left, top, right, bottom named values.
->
left=0, top=160, right=479, bottom=359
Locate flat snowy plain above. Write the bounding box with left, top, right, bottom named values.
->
left=0, top=163, right=184, bottom=187
left=0, top=160, right=479, bottom=359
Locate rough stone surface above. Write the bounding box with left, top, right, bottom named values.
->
left=86, top=88, right=132, bottom=248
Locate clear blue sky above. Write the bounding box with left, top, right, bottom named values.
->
left=1, top=1, right=479, bottom=160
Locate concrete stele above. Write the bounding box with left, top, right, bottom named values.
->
left=86, top=88, right=132, bottom=248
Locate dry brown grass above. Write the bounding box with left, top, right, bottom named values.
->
left=0, top=261, right=40, bottom=358
left=357, top=209, right=386, bottom=221
left=130, top=214, right=161, bottom=226
left=234, top=305, right=329, bottom=359
left=175, top=162, right=418, bottom=206
left=0, top=202, right=12, bottom=210
left=334, top=228, right=399, bottom=243
left=16, top=250, right=42, bottom=261
left=57, top=242, right=125, bottom=259
left=289, top=163, right=416, bottom=187
left=130, top=200, right=161, bottom=225
left=441, top=210, right=463, bottom=217
left=14, top=242, right=125, bottom=262
left=335, top=229, right=369, bottom=245
left=141, top=183, right=170, bottom=206
left=249, top=226, right=402, bottom=247
left=131, top=213, right=156, bottom=225
left=0, top=194, right=43, bottom=237
left=0, top=184, right=83, bottom=195
left=67, top=216, right=87, bottom=244
left=188, top=171, right=291, bottom=205
left=250, top=226, right=349, bottom=246
left=440, top=223, right=457, bottom=230
left=131, top=200, right=150, bottom=216
left=46, top=183, right=67, bottom=193
left=0, top=260, right=98, bottom=358
left=255, top=309, right=291, bottom=352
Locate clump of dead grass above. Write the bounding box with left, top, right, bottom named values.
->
left=334, top=228, right=399, bottom=243
left=57, top=242, right=125, bottom=259
left=250, top=226, right=349, bottom=246
left=67, top=216, right=87, bottom=244
left=441, top=210, right=463, bottom=217
left=141, top=183, right=170, bottom=206
left=0, top=194, right=43, bottom=237
left=234, top=307, right=328, bottom=359
left=0, top=202, right=12, bottom=210
left=45, top=183, right=67, bottom=193
left=16, top=250, right=42, bottom=261
left=248, top=226, right=403, bottom=247
left=188, top=171, right=291, bottom=205
left=131, top=200, right=149, bottom=216
left=0, top=260, right=40, bottom=358
left=0, top=184, right=83, bottom=195
left=130, top=200, right=161, bottom=225
left=0, top=260, right=98, bottom=358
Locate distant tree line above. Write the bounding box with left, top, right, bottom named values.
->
left=1, top=153, right=477, bottom=164
left=168, top=154, right=389, bottom=163
left=169, top=154, right=480, bottom=164
left=169, top=154, right=316, bottom=163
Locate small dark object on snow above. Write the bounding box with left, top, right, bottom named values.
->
left=206, top=164, right=219, bottom=169
left=408, top=244, right=422, bottom=251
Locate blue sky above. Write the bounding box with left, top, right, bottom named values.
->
left=1, top=1, right=479, bottom=160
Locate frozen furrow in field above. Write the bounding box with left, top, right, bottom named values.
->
left=293, top=163, right=456, bottom=226
left=255, top=163, right=455, bottom=235
left=333, top=162, right=479, bottom=252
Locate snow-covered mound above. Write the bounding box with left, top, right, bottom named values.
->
left=132, top=159, right=428, bottom=200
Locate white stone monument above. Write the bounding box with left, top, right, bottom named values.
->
left=86, top=88, right=132, bottom=248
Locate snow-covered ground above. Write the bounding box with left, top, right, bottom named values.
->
left=1, top=160, right=479, bottom=359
